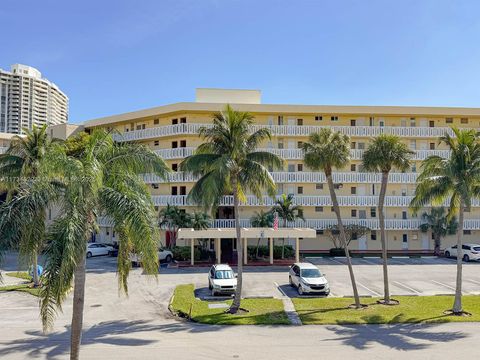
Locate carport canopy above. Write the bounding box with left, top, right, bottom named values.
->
left=177, top=227, right=316, bottom=265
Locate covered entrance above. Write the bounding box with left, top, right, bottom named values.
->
left=178, top=227, right=316, bottom=266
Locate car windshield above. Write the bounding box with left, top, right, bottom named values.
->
left=473, top=247, right=480, bottom=251
left=301, top=269, right=322, bottom=278
left=215, top=270, right=234, bottom=279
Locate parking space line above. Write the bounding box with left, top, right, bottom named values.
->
left=329, top=258, right=345, bottom=265
left=359, top=258, right=378, bottom=265
left=357, top=282, right=382, bottom=297
left=393, top=281, right=422, bottom=295
left=274, top=282, right=287, bottom=297
left=466, top=279, right=480, bottom=286
left=431, top=280, right=456, bottom=292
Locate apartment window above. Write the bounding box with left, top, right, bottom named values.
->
left=297, top=118, right=303, bottom=126
left=412, top=164, right=417, bottom=172
left=401, top=188, right=407, bottom=196
left=358, top=143, right=365, bottom=150
left=297, top=186, right=304, bottom=194
left=351, top=186, right=357, bottom=195
left=371, top=231, right=377, bottom=241
left=278, top=140, right=284, bottom=149
left=154, top=119, right=159, bottom=125
left=370, top=207, right=376, bottom=218
left=369, top=117, right=374, bottom=126
left=278, top=116, right=284, bottom=125
left=130, top=123, right=134, bottom=131
left=136, top=124, right=146, bottom=130
left=316, top=183, right=324, bottom=190
left=351, top=209, right=357, bottom=217
left=171, top=186, right=178, bottom=195
left=154, top=206, right=159, bottom=212
left=379, top=120, right=385, bottom=127
left=316, top=229, right=324, bottom=235
left=154, top=140, right=159, bottom=146
left=402, top=234, right=408, bottom=243
left=446, top=117, right=453, bottom=124
left=429, top=142, right=435, bottom=150
left=334, top=183, right=343, bottom=190
left=180, top=140, right=187, bottom=148
left=288, top=164, right=295, bottom=172
left=331, top=116, right=338, bottom=122
left=461, top=118, right=469, bottom=124
left=172, top=118, right=178, bottom=125
left=410, top=118, right=416, bottom=127
left=297, top=141, right=303, bottom=148
left=297, top=164, right=303, bottom=172
left=172, top=163, right=178, bottom=171
left=180, top=117, right=187, bottom=123
left=350, top=119, right=356, bottom=126
left=331, top=207, right=335, bottom=212
left=372, top=184, right=376, bottom=195
left=429, top=120, right=435, bottom=128
left=402, top=211, right=407, bottom=220
left=180, top=186, right=187, bottom=195
left=351, top=164, right=356, bottom=172
left=315, top=206, right=324, bottom=213
left=152, top=183, right=159, bottom=189
left=351, top=142, right=356, bottom=150
left=172, top=141, right=178, bottom=148
left=315, top=115, right=323, bottom=121
left=464, top=230, right=472, bottom=235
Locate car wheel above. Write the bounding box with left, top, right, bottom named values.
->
left=298, top=285, right=304, bottom=296
left=165, top=255, right=172, bottom=263
left=211, top=289, right=216, bottom=297
left=463, top=254, right=470, bottom=262
left=86, top=252, right=92, bottom=258
left=445, top=251, right=450, bottom=258
left=289, top=276, right=294, bottom=287
left=208, top=282, right=212, bottom=290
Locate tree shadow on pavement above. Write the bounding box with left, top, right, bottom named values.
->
left=0, top=319, right=222, bottom=359
left=322, top=318, right=468, bottom=351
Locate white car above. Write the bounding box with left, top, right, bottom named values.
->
left=289, top=262, right=330, bottom=296
left=208, top=264, right=237, bottom=296
left=86, top=243, right=114, bottom=258
left=130, top=248, right=173, bottom=267
left=444, top=243, right=480, bottom=262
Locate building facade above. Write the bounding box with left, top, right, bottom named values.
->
left=83, top=89, right=480, bottom=254
left=0, top=64, right=68, bottom=134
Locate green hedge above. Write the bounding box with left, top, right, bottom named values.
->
left=247, top=245, right=294, bottom=259
left=171, top=246, right=214, bottom=261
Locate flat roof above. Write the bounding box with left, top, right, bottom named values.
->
left=82, top=102, right=480, bottom=128
left=177, top=227, right=316, bottom=239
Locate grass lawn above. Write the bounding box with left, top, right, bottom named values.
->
left=170, top=284, right=290, bottom=325
left=0, top=283, right=40, bottom=297
left=6, top=271, right=31, bottom=281
left=293, top=296, right=480, bottom=325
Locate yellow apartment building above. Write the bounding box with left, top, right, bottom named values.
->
left=77, top=89, right=480, bottom=257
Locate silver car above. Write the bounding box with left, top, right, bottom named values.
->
left=289, top=262, right=330, bottom=296
left=208, top=264, right=237, bottom=296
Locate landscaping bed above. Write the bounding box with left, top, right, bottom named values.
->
left=169, top=284, right=290, bottom=325
left=292, top=295, right=480, bottom=325
left=0, top=284, right=40, bottom=297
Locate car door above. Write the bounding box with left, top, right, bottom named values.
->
left=88, top=244, right=98, bottom=256
left=462, top=245, right=471, bottom=257
left=450, top=245, right=458, bottom=257
left=291, top=265, right=301, bottom=286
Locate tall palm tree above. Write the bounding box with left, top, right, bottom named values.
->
left=181, top=105, right=283, bottom=313
left=271, top=193, right=304, bottom=258
left=302, top=128, right=362, bottom=308
left=361, top=134, right=413, bottom=304
left=250, top=210, right=274, bottom=259
left=158, top=204, right=192, bottom=247
left=0, top=125, right=60, bottom=286
left=419, top=208, right=458, bottom=256
left=411, top=127, right=480, bottom=314
left=0, top=129, right=169, bottom=360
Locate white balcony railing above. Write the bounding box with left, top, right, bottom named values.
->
left=0, top=147, right=7, bottom=154
left=143, top=171, right=419, bottom=184
left=114, top=124, right=456, bottom=142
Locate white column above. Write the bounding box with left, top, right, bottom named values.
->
left=244, top=238, right=248, bottom=265
left=269, top=237, right=274, bottom=264
left=216, top=238, right=221, bottom=264
left=190, top=238, right=194, bottom=266
left=295, top=238, right=300, bottom=263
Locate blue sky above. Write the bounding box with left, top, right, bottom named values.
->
left=2, top=0, right=480, bottom=123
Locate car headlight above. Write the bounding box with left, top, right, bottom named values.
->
left=324, top=283, right=330, bottom=289
left=300, top=280, right=310, bottom=287
left=213, top=284, right=221, bottom=289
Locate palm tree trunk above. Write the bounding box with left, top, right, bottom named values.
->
left=70, top=255, right=86, bottom=360
left=379, top=171, right=391, bottom=303
left=453, top=204, right=464, bottom=313
left=228, top=182, right=243, bottom=314
left=326, top=173, right=361, bottom=307
left=434, top=234, right=441, bottom=256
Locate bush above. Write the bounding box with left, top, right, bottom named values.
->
left=247, top=245, right=295, bottom=259
left=171, top=246, right=214, bottom=261
left=329, top=248, right=345, bottom=257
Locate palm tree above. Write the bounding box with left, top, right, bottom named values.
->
left=0, top=125, right=60, bottom=286
left=419, top=208, right=458, bottom=256
left=302, top=128, right=362, bottom=308
left=191, top=211, right=211, bottom=230
left=158, top=204, right=192, bottom=247
left=1, top=129, right=169, bottom=360
left=180, top=105, right=283, bottom=313
left=271, top=193, right=304, bottom=258
left=250, top=210, right=274, bottom=259
left=361, top=134, right=413, bottom=304
left=411, top=127, right=480, bottom=315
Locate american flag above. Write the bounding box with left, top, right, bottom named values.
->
left=273, top=211, right=279, bottom=230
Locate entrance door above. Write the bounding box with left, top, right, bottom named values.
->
left=358, top=235, right=367, bottom=251
left=402, top=234, right=408, bottom=250
left=221, top=239, right=233, bottom=263
left=422, top=233, right=429, bottom=250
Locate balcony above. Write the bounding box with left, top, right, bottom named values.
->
left=0, top=147, right=7, bottom=154
left=143, top=171, right=419, bottom=184
left=113, top=123, right=456, bottom=142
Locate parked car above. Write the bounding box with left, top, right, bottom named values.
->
left=208, top=264, right=237, bottom=296
left=86, top=243, right=114, bottom=258
left=130, top=248, right=173, bottom=267
left=444, top=244, right=480, bottom=262
left=289, top=262, right=330, bottom=296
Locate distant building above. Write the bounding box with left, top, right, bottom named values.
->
left=0, top=64, right=68, bottom=134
